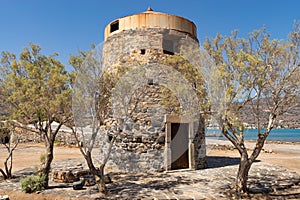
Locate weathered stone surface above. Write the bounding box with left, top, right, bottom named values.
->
left=84, top=175, right=96, bottom=186
left=0, top=195, right=9, bottom=200
left=95, top=174, right=112, bottom=184
left=52, top=168, right=91, bottom=183
left=67, top=24, right=206, bottom=172
left=72, top=178, right=85, bottom=190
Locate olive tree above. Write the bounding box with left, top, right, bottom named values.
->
left=0, top=43, right=72, bottom=188
left=70, top=46, right=118, bottom=193
left=203, top=24, right=300, bottom=193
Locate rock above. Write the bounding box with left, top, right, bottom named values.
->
left=52, top=168, right=92, bottom=183
left=142, top=137, right=150, bottom=143
left=52, top=170, right=78, bottom=183
left=0, top=195, right=9, bottom=200
left=95, top=174, right=112, bottom=184
left=133, top=135, right=142, bottom=143
left=75, top=169, right=90, bottom=178
left=268, top=149, right=273, bottom=153
left=156, top=135, right=165, bottom=144
left=105, top=174, right=112, bottom=184
left=147, top=127, right=156, bottom=134
left=133, top=124, right=140, bottom=130
left=263, top=149, right=274, bottom=153
left=73, top=177, right=85, bottom=190
left=84, top=175, right=96, bottom=186
left=151, top=119, right=162, bottom=127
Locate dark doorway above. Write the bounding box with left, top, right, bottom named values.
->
left=110, top=20, right=119, bottom=33
left=171, top=123, right=189, bottom=170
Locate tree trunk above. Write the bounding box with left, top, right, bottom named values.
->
left=42, top=140, right=54, bottom=188
left=4, top=158, right=12, bottom=179
left=85, top=151, right=107, bottom=194
left=236, top=153, right=251, bottom=193
left=7, top=150, right=13, bottom=179
left=4, top=160, right=9, bottom=179
left=97, top=164, right=107, bottom=194
left=0, top=168, right=7, bottom=179
left=1, top=150, right=13, bottom=179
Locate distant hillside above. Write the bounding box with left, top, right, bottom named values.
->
left=240, top=99, right=300, bottom=129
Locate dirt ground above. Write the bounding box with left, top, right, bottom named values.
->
left=0, top=190, right=86, bottom=200
left=206, top=139, right=300, bottom=175
left=0, top=143, right=82, bottom=173
left=0, top=143, right=86, bottom=200
left=0, top=141, right=299, bottom=199
left=1, top=141, right=299, bottom=175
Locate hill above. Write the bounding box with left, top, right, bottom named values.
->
left=240, top=99, right=300, bottom=129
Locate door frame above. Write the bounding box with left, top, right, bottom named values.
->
left=164, top=115, right=195, bottom=171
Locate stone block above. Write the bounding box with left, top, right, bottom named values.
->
left=73, top=178, right=85, bottom=190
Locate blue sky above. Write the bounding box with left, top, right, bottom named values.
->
left=0, top=0, right=299, bottom=70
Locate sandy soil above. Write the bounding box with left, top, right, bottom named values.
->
left=0, top=143, right=82, bottom=173
left=206, top=138, right=300, bottom=175
left=1, top=141, right=299, bottom=175
left=0, top=144, right=86, bottom=200
left=0, top=190, right=86, bottom=200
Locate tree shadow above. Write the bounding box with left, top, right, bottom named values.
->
left=221, top=167, right=300, bottom=199
left=47, top=184, right=73, bottom=189
left=105, top=172, right=200, bottom=198
left=206, top=156, right=260, bottom=168
left=269, top=192, right=300, bottom=199
left=14, top=167, right=37, bottom=178
left=248, top=172, right=300, bottom=193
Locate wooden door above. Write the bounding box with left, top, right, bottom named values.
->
left=171, top=123, right=189, bottom=170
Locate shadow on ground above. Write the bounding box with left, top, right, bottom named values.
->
left=105, top=172, right=197, bottom=198
left=221, top=164, right=300, bottom=199
left=206, top=156, right=261, bottom=168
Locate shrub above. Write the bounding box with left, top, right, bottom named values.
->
left=20, top=174, right=46, bottom=193
left=54, top=140, right=61, bottom=146
left=40, top=153, right=46, bottom=165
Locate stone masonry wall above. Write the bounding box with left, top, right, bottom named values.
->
left=99, top=27, right=206, bottom=172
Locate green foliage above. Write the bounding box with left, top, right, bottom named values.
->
left=1, top=43, right=73, bottom=187
left=39, top=153, right=46, bottom=165
left=70, top=46, right=208, bottom=122
left=204, top=24, right=300, bottom=130
left=54, top=140, right=61, bottom=146
left=204, top=22, right=300, bottom=193
left=0, top=43, right=72, bottom=126
left=20, top=174, right=46, bottom=193
left=162, top=55, right=207, bottom=114
left=70, top=47, right=132, bottom=123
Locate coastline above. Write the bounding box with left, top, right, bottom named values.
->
left=206, top=128, right=300, bottom=142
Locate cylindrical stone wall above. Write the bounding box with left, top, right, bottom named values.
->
left=99, top=9, right=206, bottom=172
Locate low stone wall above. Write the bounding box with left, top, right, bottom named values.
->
left=14, top=128, right=77, bottom=145
left=52, top=168, right=96, bottom=186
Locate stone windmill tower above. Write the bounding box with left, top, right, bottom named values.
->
left=101, top=8, right=206, bottom=172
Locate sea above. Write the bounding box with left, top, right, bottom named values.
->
left=206, top=128, right=300, bottom=142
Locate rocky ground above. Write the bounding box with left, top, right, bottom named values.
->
left=0, top=141, right=300, bottom=199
